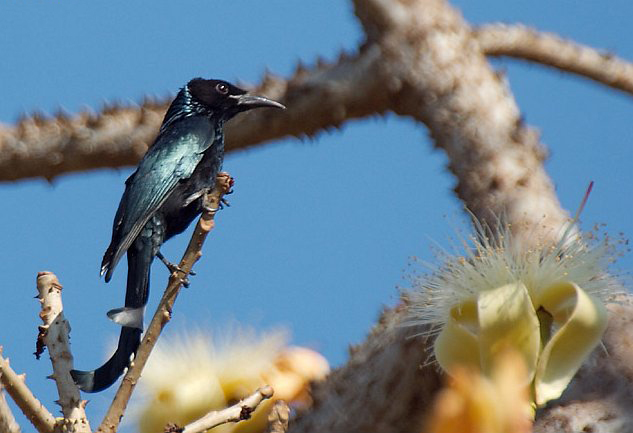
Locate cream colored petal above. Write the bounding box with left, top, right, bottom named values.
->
left=534, top=281, right=608, bottom=406
left=434, top=299, right=481, bottom=373
left=477, top=283, right=540, bottom=381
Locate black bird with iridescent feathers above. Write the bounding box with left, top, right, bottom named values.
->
left=71, top=78, right=285, bottom=392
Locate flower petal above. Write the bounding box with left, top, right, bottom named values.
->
left=434, top=299, right=481, bottom=372
left=534, top=281, right=608, bottom=405
left=477, top=282, right=540, bottom=381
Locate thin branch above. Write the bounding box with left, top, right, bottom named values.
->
left=0, top=48, right=389, bottom=183
left=35, top=272, right=91, bottom=433
left=175, top=386, right=274, bottom=433
left=96, top=173, right=234, bottom=433
left=476, top=23, right=633, bottom=97
left=0, top=380, right=21, bottom=433
left=0, top=348, right=56, bottom=433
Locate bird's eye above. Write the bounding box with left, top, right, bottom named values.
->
left=215, top=83, right=229, bottom=95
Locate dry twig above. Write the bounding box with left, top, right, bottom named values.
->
left=0, top=348, right=55, bottom=433
left=0, top=380, right=21, bottom=433
left=175, top=386, right=274, bottom=433
left=96, top=173, right=234, bottom=433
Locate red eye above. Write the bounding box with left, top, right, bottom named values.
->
left=216, top=83, right=229, bottom=95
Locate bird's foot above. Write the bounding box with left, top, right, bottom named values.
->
left=202, top=200, right=220, bottom=214
left=156, top=251, right=193, bottom=287
left=202, top=195, right=232, bottom=212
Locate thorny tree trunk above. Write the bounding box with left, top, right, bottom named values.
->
left=1, top=0, right=632, bottom=432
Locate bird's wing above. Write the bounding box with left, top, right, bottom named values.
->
left=101, top=117, right=216, bottom=279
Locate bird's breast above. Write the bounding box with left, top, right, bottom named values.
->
left=160, top=136, right=225, bottom=241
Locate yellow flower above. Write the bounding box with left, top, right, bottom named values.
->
left=426, top=350, right=533, bottom=433
left=409, top=221, right=617, bottom=406
left=135, top=328, right=329, bottom=433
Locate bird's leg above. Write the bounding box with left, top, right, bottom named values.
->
left=201, top=193, right=220, bottom=213
left=156, top=251, right=194, bottom=287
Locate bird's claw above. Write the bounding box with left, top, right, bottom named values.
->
left=156, top=251, right=193, bottom=287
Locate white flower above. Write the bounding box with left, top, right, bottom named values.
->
left=135, top=327, right=329, bottom=433
left=408, top=220, right=619, bottom=406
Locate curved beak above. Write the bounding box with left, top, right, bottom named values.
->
left=234, top=94, right=286, bottom=110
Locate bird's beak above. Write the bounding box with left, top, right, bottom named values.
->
left=233, top=94, right=286, bottom=110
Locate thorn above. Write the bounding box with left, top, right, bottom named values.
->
left=85, top=112, right=102, bottom=129
left=141, top=94, right=153, bottom=107
left=316, top=56, right=328, bottom=69
left=54, top=108, right=71, bottom=126
left=102, top=100, right=121, bottom=115
left=137, top=107, right=147, bottom=125
left=47, top=374, right=55, bottom=380
left=262, top=68, right=276, bottom=88
left=338, top=49, right=351, bottom=63
left=294, top=59, right=309, bottom=79
left=31, top=111, right=48, bottom=126
left=16, top=115, right=28, bottom=138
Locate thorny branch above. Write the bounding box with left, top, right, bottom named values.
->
left=0, top=348, right=56, bottom=433
left=476, top=23, right=633, bottom=96
left=0, top=48, right=388, bottom=183
left=97, top=173, right=234, bottom=433
left=0, top=379, right=21, bottom=433
left=2, top=15, right=633, bottom=186
left=35, top=272, right=91, bottom=433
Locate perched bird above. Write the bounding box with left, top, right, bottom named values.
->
left=71, top=78, right=285, bottom=393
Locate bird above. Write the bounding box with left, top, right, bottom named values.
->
left=70, top=78, right=285, bottom=393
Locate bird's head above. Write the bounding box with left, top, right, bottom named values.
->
left=187, top=78, right=285, bottom=120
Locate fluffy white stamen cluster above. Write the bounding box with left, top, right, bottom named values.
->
left=408, top=221, right=617, bottom=333
left=133, top=327, right=329, bottom=433
left=140, top=328, right=287, bottom=397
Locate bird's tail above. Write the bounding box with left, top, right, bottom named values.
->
left=71, top=239, right=152, bottom=393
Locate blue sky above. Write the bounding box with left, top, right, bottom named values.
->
left=1, top=1, right=632, bottom=431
